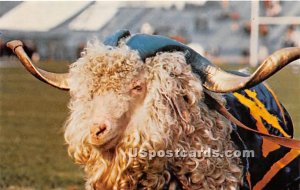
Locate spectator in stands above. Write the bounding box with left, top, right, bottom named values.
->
left=263, top=0, right=282, bottom=17
left=0, top=39, right=39, bottom=62
left=258, top=45, right=269, bottom=62
left=23, top=40, right=39, bottom=63
left=0, top=38, right=13, bottom=57
left=218, top=0, right=240, bottom=31
left=242, top=21, right=269, bottom=37
left=77, top=42, right=85, bottom=58
left=221, top=0, right=229, bottom=12
left=170, top=35, right=187, bottom=44
left=241, top=48, right=250, bottom=57
left=140, top=22, right=156, bottom=35
left=0, top=38, right=5, bottom=56
left=282, top=25, right=300, bottom=47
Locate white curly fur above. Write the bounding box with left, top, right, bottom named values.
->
left=64, top=40, right=243, bottom=190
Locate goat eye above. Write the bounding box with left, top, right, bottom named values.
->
left=183, top=95, right=189, bottom=102
left=132, top=85, right=142, bottom=91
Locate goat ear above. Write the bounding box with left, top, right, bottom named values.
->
left=172, top=97, right=191, bottom=123
left=130, top=79, right=146, bottom=96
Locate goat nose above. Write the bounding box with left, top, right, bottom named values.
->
left=90, top=123, right=107, bottom=137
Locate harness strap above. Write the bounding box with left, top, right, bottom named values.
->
left=173, top=92, right=300, bottom=190
left=204, top=92, right=300, bottom=150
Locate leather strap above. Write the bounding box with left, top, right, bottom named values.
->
left=204, top=92, right=300, bottom=150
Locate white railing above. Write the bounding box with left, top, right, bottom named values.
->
left=250, top=1, right=300, bottom=67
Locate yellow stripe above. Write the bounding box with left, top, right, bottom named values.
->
left=264, top=83, right=287, bottom=126
left=233, top=92, right=269, bottom=134
left=234, top=90, right=290, bottom=138
left=253, top=149, right=300, bottom=190
left=233, top=90, right=290, bottom=157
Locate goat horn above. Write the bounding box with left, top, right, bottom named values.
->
left=7, top=40, right=70, bottom=90
left=126, top=34, right=300, bottom=93
left=202, top=47, right=300, bottom=92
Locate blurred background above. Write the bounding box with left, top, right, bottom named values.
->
left=0, top=1, right=299, bottom=189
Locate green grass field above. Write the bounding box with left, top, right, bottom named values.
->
left=0, top=61, right=84, bottom=190
left=0, top=60, right=299, bottom=189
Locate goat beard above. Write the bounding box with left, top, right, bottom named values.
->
left=83, top=107, right=173, bottom=190
left=78, top=97, right=242, bottom=190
